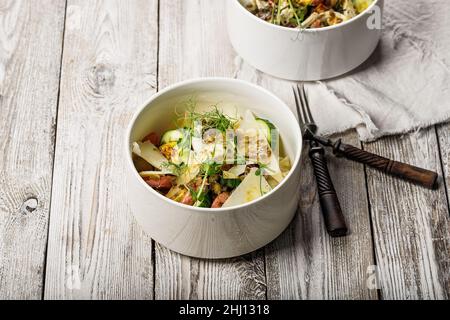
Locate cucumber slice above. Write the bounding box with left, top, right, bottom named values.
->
left=256, top=118, right=276, bottom=144
left=161, top=129, right=184, bottom=144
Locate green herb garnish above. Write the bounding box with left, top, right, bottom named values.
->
left=201, top=161, right=222, bottom=176
left=183, top=101, right=237, bottom=133
left=161, top=161, right=187, bottom=176
left=189, top=187, right=211, bottom=208
left=220, top=178, right=241, bottom=189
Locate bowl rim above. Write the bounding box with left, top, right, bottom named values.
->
left=125, top=77, right=303, bottom=213
left=231, top=0, right=381, bottom=33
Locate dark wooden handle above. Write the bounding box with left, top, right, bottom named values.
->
left=334, top=142, right=438, bottom=189
left=309, top=144, right=348, bottom=237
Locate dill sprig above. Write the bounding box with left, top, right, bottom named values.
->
left=288, top=0, right=301, bottom=27
left=182, top=100, right=237, bottom=133
left=161, top=161, right=187, bottom=176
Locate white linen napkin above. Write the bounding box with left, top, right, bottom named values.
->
left=288, top=0, right=450, bottom=141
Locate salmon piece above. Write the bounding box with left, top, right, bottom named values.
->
left=311, top=19, right=322, bottom=28
left=142, top=132, right=160, bottom=145
left=211, top=192, right=230, bottom=208
left=181, top=192, right=194, bottom=206
left=145, top=176, right=173, bottom=190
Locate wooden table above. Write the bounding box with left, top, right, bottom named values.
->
left=1, top=0, right=449, bottom=300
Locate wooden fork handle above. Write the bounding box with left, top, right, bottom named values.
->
left=309, top=144, right=348, bottom=237
left=334, top=141, right=438, bottom=189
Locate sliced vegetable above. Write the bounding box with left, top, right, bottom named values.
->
left=236, top=110, right=283, bottom=182
left=161, top=129, right=184, bottom=144
left=222, top=168, right=272, bottom=208
left=256, top=118, right=276, bottom=144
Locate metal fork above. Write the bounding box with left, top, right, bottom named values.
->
left=293, top=84, right=348, bottom=237
left=293, top=87, right=438, bottom=190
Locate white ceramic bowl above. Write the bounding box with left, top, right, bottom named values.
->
left=227, top=0, right=384, bottom=81
left=125, top=78, right=302, bottom=259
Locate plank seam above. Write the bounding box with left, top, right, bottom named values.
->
left=434, top=125, right=450, bottom=216
left=263, top=250, right=268, bottom=300
left=41, top=0, right=69, bottom=301
left=152, top=0, right=161, bottom=301
left=361, top=141, right=382, bottom=300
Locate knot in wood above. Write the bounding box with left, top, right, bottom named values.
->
left=21, top=197, right=38, bottom=215
left=88, top=63, right=115, bottom=95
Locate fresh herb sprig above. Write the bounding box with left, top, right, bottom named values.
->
left=255, top=163, right=270, bottom=196
left=161, top=161, right=187, bottom=176
left=183, top=102, right=238, bottom=133
left=189, top=186, right=211, bottom=208
left=192, top=161, right=221, bottom=207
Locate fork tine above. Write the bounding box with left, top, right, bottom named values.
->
left=297, top=84, right=309, bottom=124
left=293, top=85, right=309, bottom=127
left=299, top=83, right=314, bottom=124
left=292, top=86, right=303, bottom=124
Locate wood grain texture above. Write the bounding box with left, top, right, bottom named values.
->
left=265, top=131, right=377, bottom=300
left=155, top=0, right=266, bottom=300
left=0, top=0, right=66, bottom=299
left=364, top=128, right=450, bottom=299
left=437, top=123, right=450, bottom=210
left=43, top=0, right=158, bottom=299
left=2, top=0, right=447, bottom=301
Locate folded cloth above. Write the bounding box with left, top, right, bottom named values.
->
left=303, top=0, right=450, bottom=141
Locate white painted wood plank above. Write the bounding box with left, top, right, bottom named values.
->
left=43, top=0, right=158, bottom=299
left=0, top=0, right=66, bottom=300
left=437, top=123, right=450, bottom=210
left=155, top=0, right=266, bottom=300
left=364, top=128, right=450, bottom=299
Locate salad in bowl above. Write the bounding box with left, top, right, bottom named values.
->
left=240, top=0, right=374, bottom=29
left=132, top=100, right=291, bottom=209
left=125, top=78, right=302, bottom=258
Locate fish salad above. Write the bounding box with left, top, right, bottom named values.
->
left=132, top=103, right=291, bottom=209
left=240, top=0, right=374, bottom=29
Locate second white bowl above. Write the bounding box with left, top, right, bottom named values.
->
left=227, top=0, right=384, bottom=81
